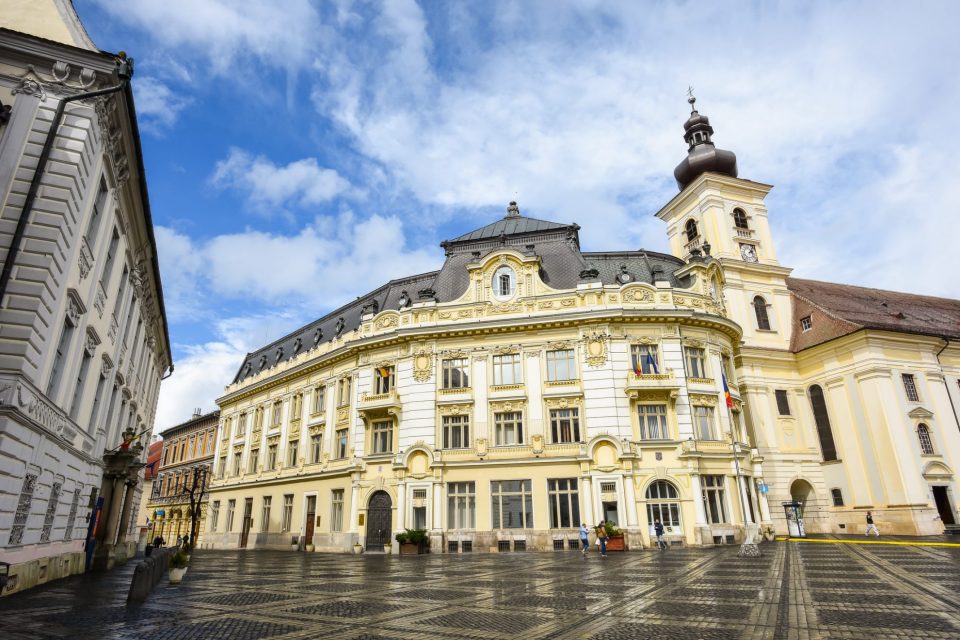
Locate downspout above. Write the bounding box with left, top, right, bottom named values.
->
left=935, top=339, right=960, bottom=434
left=0, top=56, right=134, bottom=307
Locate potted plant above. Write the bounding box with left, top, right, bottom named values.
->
left=290, top=535, right=299, bottom=551
left=396, top=528, right=428, bottom=555
left=181, top=542, right=192, bottom=561
left=763, top=525, right=776, bottom=542
left=352, top=542, right=364, bottom=554
left=383, top=541, right=392, bottom=555
left=603, top=522, right=625, bottom=552
left=169, top=550, right=189, bottom=584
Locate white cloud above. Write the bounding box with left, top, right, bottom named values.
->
left=211, top=148, right=353, bottom=216
left=133, top=77, right=192, bottom=132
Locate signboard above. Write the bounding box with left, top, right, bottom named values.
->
left=758, top=482, right=769, bottom=495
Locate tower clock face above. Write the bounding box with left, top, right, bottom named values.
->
left=740, top=243, right=758, bottom=263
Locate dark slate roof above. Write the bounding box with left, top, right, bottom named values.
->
left=447, top=215, right=575, bottom=243
left=787, top=278, right=960, bottom=348
left=582, top=251, right=688, bottom=287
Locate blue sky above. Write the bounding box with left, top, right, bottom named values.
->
left=73, top=0, right=960, bottom=428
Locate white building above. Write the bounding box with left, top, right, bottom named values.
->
left=0, top=1, right=172, bottom=595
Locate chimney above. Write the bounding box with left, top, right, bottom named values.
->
left=193, top=407, right=201, bottom=418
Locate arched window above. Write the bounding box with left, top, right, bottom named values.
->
left=685, top=219, right=698, bottom=242
left=646, top=480, right=681, bottom=530
left=733, top=208, right=748, bottom=229
left=491, top=266, right=516, bottom=300
left=753, top=296, right=771, bottom=330
left=808, top=385, right=838, bottom=461
left=917, top=424, right=934, bottom=454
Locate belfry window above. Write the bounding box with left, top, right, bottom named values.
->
left=685, top=219, right=699, bottom=242
left=808, top=385, right=838, bottom=462
left=733, top=208, right=749, bottom=229
left=753, top=296, right=771, bottom=330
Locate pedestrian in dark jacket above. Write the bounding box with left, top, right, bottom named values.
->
left=654, top=519, right=666, bottom=550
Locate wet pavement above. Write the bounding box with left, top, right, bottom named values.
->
left=0, top=539, right=958, bottom=639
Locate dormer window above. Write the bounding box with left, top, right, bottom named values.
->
left=685, top=219, right=698, bottom=242
left=800, top=316, right=812, bottom=332
left=733, top=208, right=748, bottom=229
left=491, top=266, right=516, bottom=300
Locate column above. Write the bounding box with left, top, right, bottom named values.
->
left=94, top=475, right=116, bottom=542
left=349, top=483, right=360, bottom=534
left=104, top=475, right=126, bottom=544
left=756, top=479, right=772, bottom=522
left=690, top=474, right=707, bottom=525
left=722, top=476, right=737, bottom=525
left=396, top=481, right=406, bottom=531
left=580, top=477, right=594, bottom=526
left=623, top=475, right=639, bottom=527
left=738, top=476, right=754, bottom=524
left=115, top=479, right=138, bottom=541
left=432, top=482, right=443, bottom=529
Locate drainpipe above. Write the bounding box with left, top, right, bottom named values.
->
left=935, top=339, right=960, bottom=434
left=0, top=55, right=134, bottom=307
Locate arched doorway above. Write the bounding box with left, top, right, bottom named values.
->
left=790, top=479, right=821, bottom=532
left=366, top=491, right=393, bottom=551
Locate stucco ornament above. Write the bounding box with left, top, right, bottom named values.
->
left=582, top=331, right=608, bottom=367
left=412, top=348, right=433, bottom=382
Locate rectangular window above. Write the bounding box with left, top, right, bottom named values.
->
left=40, top=482, right=62, bottom=542
left=492, top=353, right=522, bottom=385
left=87, top=371, right=108, bottom=432
left=287, top=440, right=299, bottom=466
left=68, top=349, right=93, bottom=420
left=442, top=414, right=470, bottom=449
left=630, top=344, right=660, bottom=375
left=491, top=480, right=533, bottom=529
left=371, top=420, right=393, bottom=454
left=267, top=444, right=278, bottom=469
left=99, top=228, right=120, bottom=289
left=548, top=478, right=579, bottom=528
left=638, top=404, right=668, bottom=440
left=310, top=434, right=323, bottom=463
left=693, top=405, right=716, bottom=440
left=831, top=488, right=844, bottom=507
left=494, top=411, right=523, bottom=446
left=442, top=358, right=470, bottom=389
left=902, top=373, right=920, bottom=402
left=413, top=506, right=426, bottom=529
left=85, top=177, right=108, bottom=246
left=226, top=499, right=236, bottom=532
left=253, top=407, right=263, bottom=431
left=281, top=494, right=293, bottom=531
left=64, top=487, right=81, bottom=540
left=331, top=489, right=344, bottom=532
left=271, top=400, right=282, bottom=426
left=685, top=347, right=707, bottom=378
left=546, top=349, right=577, bottom=382
left=261, top=496, right=272, bottom=531
left=238, top=413, right=248, bottom=437
left=248, top=449, right=259, bottom=473
left=800, top=315, right=813, bottom=332
left=447, top=482, right=476, bottom=529
left=775, top=390, right=791, bottom=416
left=549, top=408, right=581, bottom=443
left=209, top=500, right=221, bottom=532
left=374, top=366, right=394, bottom=394
left=337, top=377, right=352, bottom=407
left=218, top=455, right=226, bottom=478
left=336, top=428, right=349, bottom=459
left=232, top=454, right=242, bottom=476
left=46, top=319, right=76, bottom=398
left=701, top=475, right=728, bottom=524
left=290, top=393, right=302, bottom=421
left=312, top=385, right=325, bottom=415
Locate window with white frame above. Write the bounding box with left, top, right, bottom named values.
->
left=693, top=405, right=716, bottom=440
left=287, top=440, right=299, bottom=466
left=701, top=475, right=728, bottom=524
left=800, top=315, right=812, bottom=332
left=209, top=500, right=220, bottom=532
left=493, top=353, right=522, bottom=385
left=549, top=408, right=581, bottom=443
left=442, top=414, right=470, bottom=449
left=753, top=296, right=771, bottom=330
left=226, top=499, right=236, bottom=532
left=232, top=454, right=242, bottom=476
left=638, top=404, right=668, bottom=440
left=46, top=319, right=75, bottom=398
left=442, top=358, right=470, bottom=389
left=917, top=423, right=935, bottom=454
left=733, top=208, right=748, bottom=229
left=631, top=344, right=660, bottom=375
left=548, top=478, right=579, bottom=528
left=491, top=480, right=533, bottom=528
left=261, top=496, right=272, bottom=531
left=902, top=373, right=920, bottom=402
left=546, top=349, right=577, bottom=382
left=281, top=494, right=293, bottom=531
left=267, top=444, right=278, bottom=469
left=248, top=448, right=259, bottom=473
left=310, top=434, right=323, bottom=463
left=335, top=428, right=349, bottom=458
left=331, top=489, right=344, bottom=531
left=312, top=385, right=326, bottom=415
left=492, top=266, right=516, bottom=299
left=447, top=482, right=476, bottom=529
left=685, top=347, right=707, bottom=378
left=494, top=411, right=523, bottom=445
left=371, top=420, right=393, bottom=454
left=646, top=480, right=681, bottom=529
left=271, top=400, right=282, bottom=426
left=337, top=377, right=352, bottom=406
left=374, top=366, right=394, bottom=394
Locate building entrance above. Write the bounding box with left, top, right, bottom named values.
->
left=366, top=491, right=392, bottom=551
left=239, top=498, right=253, bottom=549
left=932, top=486, right=956, bottom=526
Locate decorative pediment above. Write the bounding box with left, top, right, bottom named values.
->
left=907, top=407, right=934, bottom=419
left=489, top=399, right=526, bottom=412
left=688, top=393, right=718, bottom=407
left=438, top=402, right=472, bottom=416
left=544, top=395, right=583, bottom=409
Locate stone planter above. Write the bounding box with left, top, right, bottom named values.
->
left=305, top=544, right=315, bottom=553
left=399, top=542, right=421, bottom=555
left=383, top=544, right=392, bottom=555
left=352, top=543, right=363, bottom=555
left=763, top=529, right=776, bottom=542
left=606, top=535, right=625, bottom=552
left=169, top=567, right=188, bottom=584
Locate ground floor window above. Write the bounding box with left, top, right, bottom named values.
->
left=261, top=496, right=272, bottom=531
left=491, top=480, right=533, bottom=528
left=226, top=499, right=236, bottom=532
left=442, top=415, right=470, bottom=449
left=209, top=500, right=220, bottom=532
left=448, top=482, right=476, bottom=529
left=701, top=475, right=728, bottom=524
left=281, top=494, right=293, bottom=531
left=547, top=478, right=579, bottom=528
left=646, top=480, right=681, bottom=529
left=331, top=489, right=344, bottom=532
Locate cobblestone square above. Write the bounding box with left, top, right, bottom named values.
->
left=1, top=540, right=958, bottom=639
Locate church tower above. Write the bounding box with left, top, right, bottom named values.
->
left=656, top=95, right=793, bottom=352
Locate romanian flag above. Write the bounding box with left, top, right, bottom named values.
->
left=722, top=373, right=734, bottom=408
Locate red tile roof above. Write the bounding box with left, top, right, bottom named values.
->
left=143, top=440, right=163, bottom=480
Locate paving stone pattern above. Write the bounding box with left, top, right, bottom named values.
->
left=0, top=539, right=958, bottom=639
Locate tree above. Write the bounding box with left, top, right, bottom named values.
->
left=182, top=465, right=209, bottom=548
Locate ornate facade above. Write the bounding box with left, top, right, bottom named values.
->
left=0, top=2, right=172, bottom=594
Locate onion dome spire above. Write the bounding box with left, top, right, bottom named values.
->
left=673, top=90, right=738, bottom=190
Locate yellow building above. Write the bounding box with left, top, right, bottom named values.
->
left=205, top=98, right=960, bottom=552
left=146, top=410, right=219, bottom=546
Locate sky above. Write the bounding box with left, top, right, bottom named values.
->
left=72, top=0, right=960, bottom=430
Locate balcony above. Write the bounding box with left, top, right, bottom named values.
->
left=357, top=388, right=401, bottom=423
left=734, top=227, right=754, bottom=238
left=624, top=370, right=681, bottom=400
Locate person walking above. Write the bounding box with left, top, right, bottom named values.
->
left=596, top=521, right=608, bottom=557
left=579, top=523, right=590, bottom=555
left=654, top=519, right=666, bottom=551
left=865, top=511, right=880, bottom=537
left=153, top=534, right=162, bottom=548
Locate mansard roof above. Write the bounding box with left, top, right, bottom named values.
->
left=788, top=278, right=960, bottom=351
left=446, top=214, right=576, bottom=243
